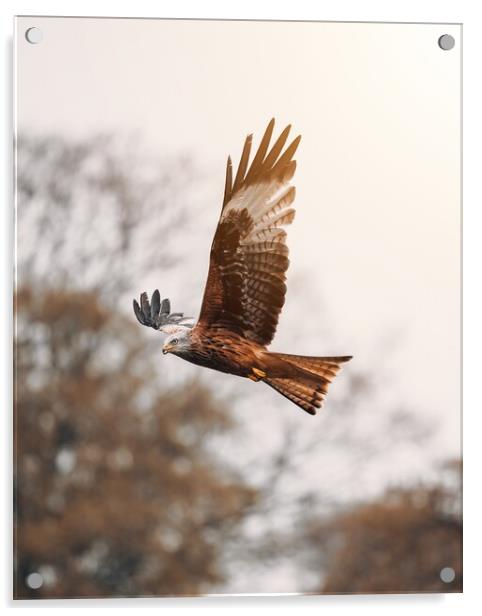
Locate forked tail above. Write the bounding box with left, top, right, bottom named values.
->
left=264, top=352, right=352, bottom=415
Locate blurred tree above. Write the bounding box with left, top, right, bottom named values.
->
left=297, top=461, right=462, bottom=594
left=15, top=134, right=257, bottom=597
left=14, top=286, right=256, bottom=598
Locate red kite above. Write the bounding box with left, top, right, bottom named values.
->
left=134, top=120, right=351, bottom=414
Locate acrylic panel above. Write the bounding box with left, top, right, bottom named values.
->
left=14, top=17, right=462, bottom=598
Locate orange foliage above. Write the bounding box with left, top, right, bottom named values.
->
left=14, top=287, right=257, bottom=598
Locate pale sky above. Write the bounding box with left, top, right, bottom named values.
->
left=15, top=17, right=461, bottom=480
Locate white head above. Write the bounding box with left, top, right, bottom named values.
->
left=161, top=325, right=192, bottom=356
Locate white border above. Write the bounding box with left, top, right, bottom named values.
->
left=2, top=1, right=481, bottom=614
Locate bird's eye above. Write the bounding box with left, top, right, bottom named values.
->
left=171, top=338, right=178, bottom=345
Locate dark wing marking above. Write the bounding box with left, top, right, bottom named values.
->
left=197, top=119, right=300, bottom=347
left=133, top=290, right=193, bottom=330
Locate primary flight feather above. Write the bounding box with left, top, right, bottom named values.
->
left=133, top=119, right=352, bottom=415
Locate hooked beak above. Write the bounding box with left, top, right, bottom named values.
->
left=162, top=344, right=173, bottom=355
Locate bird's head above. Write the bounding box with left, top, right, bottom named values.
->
left=161, top=325, right=192, bottom=356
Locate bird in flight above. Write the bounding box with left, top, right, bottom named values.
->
left=134, top=120, right=351, bottom=415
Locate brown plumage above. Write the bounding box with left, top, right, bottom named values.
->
left=134, top=120, right=352, bottom=415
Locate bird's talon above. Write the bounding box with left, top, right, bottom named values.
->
left=250, top=367, right=266, bottom=381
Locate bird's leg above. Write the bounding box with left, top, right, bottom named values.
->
left=248, top=367, right=266, bottom=382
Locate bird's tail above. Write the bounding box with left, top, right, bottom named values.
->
left=263, top=353, right=352, bottom=415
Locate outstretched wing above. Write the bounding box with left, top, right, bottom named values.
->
left=133, top=290, right=193, bottom=330
left=197, top=119, right=300, bottom=347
